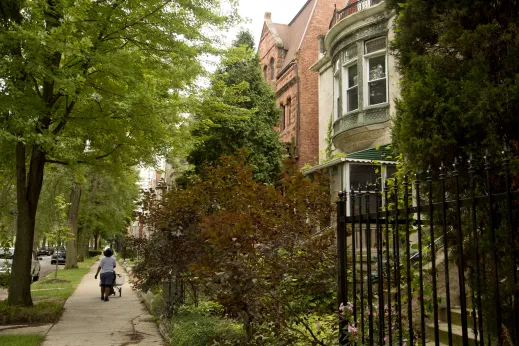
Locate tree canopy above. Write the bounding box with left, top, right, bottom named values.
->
left=388, top=0, right=519, bottom=168
left=0, top=0, right=239, bottom=306
left=188, top=30, right=284, bottom=183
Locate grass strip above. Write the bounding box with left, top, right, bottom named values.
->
left=0, top=334, right=44, bottom=346
left=0, top=257, right=98, bottom=325
left=31, top=256, right=98, bottom=302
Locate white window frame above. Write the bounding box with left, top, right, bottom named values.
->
left=333, top=59, right=341, bottom=120
left=363, top=37, right=388, bottom=107
left=342, top=61, right=359, bottom=114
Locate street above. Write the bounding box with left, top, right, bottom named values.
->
left=0, top=254, right=61, bottom=300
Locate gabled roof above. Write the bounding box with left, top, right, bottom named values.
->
left=262, top=0, right=317, bottom=71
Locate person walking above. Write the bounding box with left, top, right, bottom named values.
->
left=94, top=248, right=116, bottom=301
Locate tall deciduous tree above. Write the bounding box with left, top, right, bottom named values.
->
left=189, top=31, right=284, bottom=183
left=0, top=0, right=238, bottom=306
left=388, top=0, right=519, bottom=168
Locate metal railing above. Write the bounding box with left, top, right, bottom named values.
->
left=336, top=149, right=519, bottom=345
left=329, top=0, right=384, bottom=29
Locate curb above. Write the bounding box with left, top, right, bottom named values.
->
left=120, top=260, right=172, bottom=345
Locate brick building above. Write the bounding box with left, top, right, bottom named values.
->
left=258, top=0, right=336, bottom=168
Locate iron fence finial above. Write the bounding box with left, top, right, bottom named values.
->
left=338, top=190, right=345, bottom=201
left=503, top=143, right=510, bottom=166
left=468, top=154, right=475, bottom=174
left=452, top=157, right=459, bottom=176
left=427, top=165, right=433, bottom=182
left=484, top=150, right=491, bottom=170
left=439, top=161, right=446, bottom=179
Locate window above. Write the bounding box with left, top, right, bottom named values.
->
left=263, top=65, right=268, bottom=80
left=342, top=45, right=358, bottom=113
left=346, top=64, right=358, bottom=112
left=280, top=103, right=286, bottom=131
left=347, top=163, right=396, bottom=215
left=286, top=98, right=291, bottom=125
left=364, top=37, right=387, bottom=106
left=269, top=58, right=275, bottom=80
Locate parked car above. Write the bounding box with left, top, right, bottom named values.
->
left=51, top=248, right=66, bottom=265
left=37, top=247, right=53, bottom=256
left=0, top=247, right=41, bottom=282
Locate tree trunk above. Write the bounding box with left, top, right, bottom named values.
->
left=94, top=233, right=99, bottom=250
left=77, top=225, right=85, bottom=262
left=65, top=183, right=81, bottom=269
left=77, top=174, right=99, bottom=260
left=9, top=143, right=46, bottom=306
left=41, top=236, right=46, bottom=248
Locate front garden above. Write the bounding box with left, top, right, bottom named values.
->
left=131, top=155, right=338, bottom=345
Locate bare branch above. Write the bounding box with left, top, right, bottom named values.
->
left=46, top=144, right=123, bottom=165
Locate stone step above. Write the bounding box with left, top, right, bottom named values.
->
left=425, top=341, right=448, bottom=346
left=426, top=321, right=479, bottom=346
left=439, top=307, right=478, bottom=330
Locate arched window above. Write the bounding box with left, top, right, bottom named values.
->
left=269, top=58, right=275, bottom=80
left=263, top=65, right=268, bottom=80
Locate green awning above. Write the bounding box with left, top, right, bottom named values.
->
left=347, top=144, right=395, bottom=161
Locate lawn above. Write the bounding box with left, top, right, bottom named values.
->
left=0, top=335, right=44, bottom=346
left=31, top=256, right=98, bottom=302
left=0, top=257, right=98, bottom=325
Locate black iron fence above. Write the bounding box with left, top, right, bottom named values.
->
left=336, top=151, right=519, bottom=345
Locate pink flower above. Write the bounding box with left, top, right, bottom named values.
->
left=348, top=324, right=358, bottom=336
left=347, top=302, right=354, bottom=312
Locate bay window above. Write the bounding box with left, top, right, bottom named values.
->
left=342, top=45, right=358, bottom=113
left=364, top=37, right=387, bottom=106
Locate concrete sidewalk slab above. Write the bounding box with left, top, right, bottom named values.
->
left=41, top=260, right=164, bottom=346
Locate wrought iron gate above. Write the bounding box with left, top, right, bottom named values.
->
left=336, top=151, right=519, bottom=345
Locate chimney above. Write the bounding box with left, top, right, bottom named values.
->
left=264, top=12, right=272, bottom=21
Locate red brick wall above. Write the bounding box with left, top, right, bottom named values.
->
left=296, top=0, right=337, bottom=167
left=258, top=0, right=336, bottom=168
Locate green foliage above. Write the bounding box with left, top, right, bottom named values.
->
left=325, top=113, right=334, bottom=161
left=135, top=154, right=335, bottom=344
left=388, top=0, right=519, bottom=168
left=188, top=30, right=284, bottom=183
left=0, top=301, right=63, bottom=324
left=0, top=0, right=239, bottom=305
left=88, top=250, right=102, bottom=258
left=0, top=273, right=9, bottom=288
left=168, top=310, right=246, bottom=346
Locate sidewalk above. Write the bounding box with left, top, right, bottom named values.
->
left=41, top=260, right=164, bottom=346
